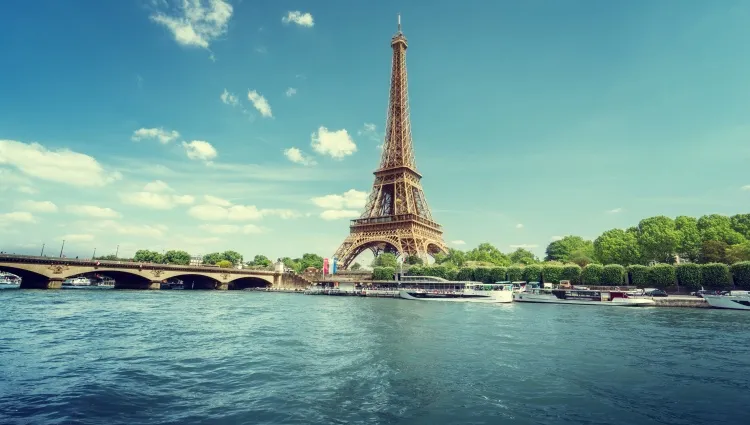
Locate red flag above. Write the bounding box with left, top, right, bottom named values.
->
left=323, top=258, right=329, bottom=275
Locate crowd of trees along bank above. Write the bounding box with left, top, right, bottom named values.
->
left=369, top=213, right=750, bottom=291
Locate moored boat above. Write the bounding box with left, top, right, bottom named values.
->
left=513, top=286, right=655, bottom=307
left=397, top=277, right=514, bottom=303
left=62, top=277, right=92, bottom=287
left=703, top=291, right=750, bottom=311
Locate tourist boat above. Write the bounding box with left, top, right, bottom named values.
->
left=397, top=276, right=514, bottom=303
left=513, top=285, right=655, bottom=306
left=0, top=274, right=20, bottom=286
left=703, top=291, right=750, bottom=311
left=62, top=277, right=91, bottom=287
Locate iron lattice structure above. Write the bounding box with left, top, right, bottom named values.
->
left=334, top=16, right=448, bottom=269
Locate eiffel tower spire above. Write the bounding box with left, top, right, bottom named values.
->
left=334, top=16, right=447, bottom=269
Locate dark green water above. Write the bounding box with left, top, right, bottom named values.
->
left=0, top=289, right=748, bottom=424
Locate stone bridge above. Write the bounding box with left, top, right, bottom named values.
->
left=0, top=255, right=312, bottom=290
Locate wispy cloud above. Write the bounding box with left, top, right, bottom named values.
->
left=451, top=240, right=466, bottom=245
left=282, top=11, right=314, bottom=27
left=283, top=147, right=316, bottom=166
left=606, top=207, right=623, bottom=214
left=132, top=127, right=180, bottom=144
left=741, top=185, right=750, bottom=191
left=285, top=87, right=297, bottom=97
left=220, top=89, right=239, bottom=106
left=516, top=223, right=524, bottom=229
left=149, top=0, right=233, bottom=50
left=247, top=90, right=273, bottom=118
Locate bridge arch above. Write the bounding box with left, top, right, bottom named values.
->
left=340, top=239, right=401, bottom=269
left=0, top=264, right=49, bottom=289
left=228, top=276, right=273, bottom=290
left=62, top=269, right=153, bottom=287
left=169, top=273, right=221, bottom=290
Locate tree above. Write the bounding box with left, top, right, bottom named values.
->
left=202, top=252, right=223, bottom=265
left=350, top=262, right=362, bottom=271
left=163, top=250, right=190, bottom=265
left=298, top=253, right=324, bottom=270
left=697, top=214, right=746, bottom=245
left=675, top=216, right=702, bottom=262
left=250, top=255, right=272, bottom=267
left=403, top=255, right=423, bottom=265
left=545, top=236, right=594, bottom=262
left=95, top=255, right=119, bottom=261
left=730, top=214, right=750, bottom=240
left=221, top=250, right=243, bottom=266
left=725, top=243, right=750, bottom=264
left=372, top=252, right=398, bottom=268
left=569, top=249, right=595, bottom=267
left=509, top=248, right=538, bottom=265
left=216, top=260, right=233, bottom=268
left=434, top=248, right=467, bottom=267
left=466, top=243, right=510, bottom=266
left=635, top=216, right=679, bottom=263
left=700, top=240, right=728, bottom=263
left=133, top=250, right=163, bottom=263
left=593, top=229, right=639, bottom=265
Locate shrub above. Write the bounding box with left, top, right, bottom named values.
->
left=701, top=263, right=732, bottom=289
left=523, top=264, right=543, bottom=283
left=456, top=267, right=474, bottom=281
left=730, top=261, right=750, bottom=289
left=489, top=267, right=507, bottom=282
left=507, top=265, right=524, bottom=281
left=647, top=264, right=675, bottom=289
left=561, top=264, right=581, bottom=284
left=627, top=265, right=649, bottom=287
left=445, top=268, right=458, bottom=281
left=473, top=267, right=492, bottom=283
left=601, top=264, right=625, bottom=285
left=372, top=266, right=394, bottom=280
left=542, top=264, right=564, bottom=284
left=581, top=264, right=604, bottom=285
left=428, top=265, right=449, bottom=279
left=675, top=263, right=702, bottom=290
left=407, top=266, right=424, bottom=276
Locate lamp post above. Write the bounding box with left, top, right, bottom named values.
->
left=115, top=245, right=119, bottom=258
left=40, top=243, right=45, bottom=257
left=92, top=248, right=97, bottom=260
left=59, top=240, right=66, bottom=258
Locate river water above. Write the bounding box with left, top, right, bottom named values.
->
left=0, top=289, right=748, bottom=425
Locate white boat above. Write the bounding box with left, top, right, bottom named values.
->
left=397, top=277, right=514, bottom=303
left=703, top=291, right=750, bottom=310
left=513, top=286, right=655, bottom=307
left=62, top=277, right=91, bottom=287
left=0, top=274, right=20, bottom=286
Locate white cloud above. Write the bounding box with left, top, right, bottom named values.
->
left=220, top=89, right=239, bottom=106
left=182, top=140, right=217, bottom=162
left=143, top=180, right=173, bottom=193
left=312, top=189, right=368, bottom=209
left=0, top=211, right=36, bottom=225
left=742, top=185, right=750, bottom=191
left=173, top=195, right=195, bottom=205
left=0, top=139, right=122, bottom=187
left=550, top=236, right=564, bottom=242
left=310, top=127, right=357, bottom=159
left=150, top=0, right=233, bottom=49
left=285, top=87, right=297, bottom=97
left=199, top=223, right=264, bottom=234
left=17, top=186, right=38, bottom=194
left=516, top=223, right=524, bottom=229
left=17, top=200, right=58, bottom=213
left=261, top=209, right=299, bottom=219
left=281, top=11, right=314, bottom=27
left=283, top=147, right=316, bottom=166
left=320, top=210, right=359, bottom=220
left=606, top=207, right=623, bottom=214
left=204, top=195, right=231, bottom=207
left=61, top=234, right=94, bottom=242
left=131, top=127, right=180, bottom=144
left=247, top=90, right=273, bottom=118
left=510, top=244, right=539, bottom=249
left=66, top=205, right=121, bottom=218
left=93, top=220, right=166, bottom=238
left=358, top=123, right=382, bottom=149
left=450, top=240, right=466, bottom=245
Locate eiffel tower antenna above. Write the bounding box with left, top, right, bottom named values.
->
left=333, top=16, right=448, bottom=269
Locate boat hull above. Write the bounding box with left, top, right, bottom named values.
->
left=513, top=293, right=655, bottom=306
left=703, top=295, right=750, bottom=310
left=399, top=290, right=513, bottom=303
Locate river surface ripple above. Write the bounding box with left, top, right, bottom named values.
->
left=0, top=290, right=749, bottom=425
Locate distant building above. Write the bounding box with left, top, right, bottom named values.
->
left=190, top=255, right=203, bottom=266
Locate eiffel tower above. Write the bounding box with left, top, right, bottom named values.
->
left=334, top=15, right=448, bottom=269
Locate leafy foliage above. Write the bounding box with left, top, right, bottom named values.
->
left=542, top=264, right=564, bottom=284
left=510, top=248, right=538, bottom=265
left=700, top=240, right=728, bottom=263
left=675, top=263, right=702, bottom=290
left=372, top=267, right=395, bottom=281
left=350, top=262, right=362, bottom=271
left=473, top=267, right=492, bottom=283
left=594, top=229, right=639, bottom=265
left=560, top=264, right=581, bottom=284
left=465, top=243, right=510, bottom=266
left=701, top=263, right=732, bottom=289
left=133, top=250, right=164, bottom=264
left=433, top=248, right=467, bottom=268
left=456, top=268, right=473, bottom=281
left=635, top=216, right=679, bottom=264
left=627, top=265, right=649, bottom=287
left=730, top=214, right=750, bottom=240
left=647, top=264, right=676, bottom=289
left=581, top=264, right=604, bottom=285
left=507, top=265, right=524, bottom=281
left=371, top=253, right=398, bottom=268
left=523, top=264, right=542, bottom=283
left=249, top=255, right=272, bottom=267
left=545, top=236, right=594, bottom=263
left=489, top=267, right=507, bottom=282
left=675, top=216, right=701, bottom=262
left=601, top=264, right=625, bottom=285
left=725, top=243, right=750, bottom=264
left=697, top=214, right=746, bottom=245
left=729, top=261, right=750, bottom=289
left=163, top=250, right=191, bottom=265
left=403, top=255, right=423, bottom=265
left=216, top=260, right=233, bottom=268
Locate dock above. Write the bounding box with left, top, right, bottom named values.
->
left=304, top=288, right=400, bottom=298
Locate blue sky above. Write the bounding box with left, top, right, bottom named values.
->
left=1, top=0, right=750, bottom=262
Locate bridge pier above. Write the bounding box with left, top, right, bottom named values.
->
left=19, top=278, right=64, bottom=289
left=216, top=283, right=228, bottom=290
left=114, top=280, right=161, bottom=290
